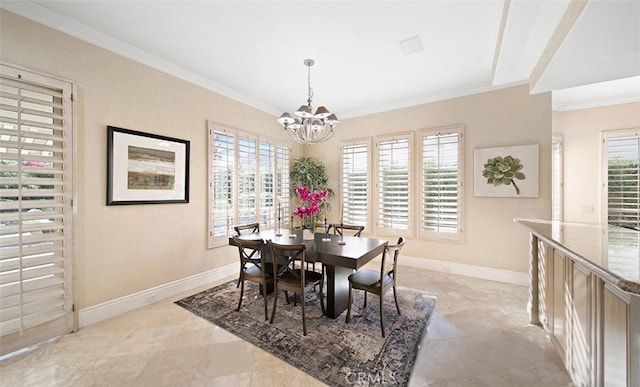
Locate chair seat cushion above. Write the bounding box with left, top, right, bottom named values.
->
left=245, top=265, right=269, bottom=278
left=349, top=269, right=392, bottom=288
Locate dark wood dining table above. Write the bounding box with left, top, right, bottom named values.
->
left=229, top=229, right=388, bottom=319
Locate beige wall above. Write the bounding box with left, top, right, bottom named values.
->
left=1, top=9, right=553, bottom=310
left=1, top=10, right=300, bottom=308
left=553, top=102, right=640, bottom=223
left=307, top=85, right=553, bottom=273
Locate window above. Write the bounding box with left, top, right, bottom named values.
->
left=340, top=140, right=370, bottom=229
left=552, top=135, right=563, bottom=222
left=602, top=129, right=639, bottom=229
left=276, top=144, right=291, bottom=225
left=375, top=134, right=412, bottom=236
left=418, top=126, right=464, bottom=240
left=237, top=133, right=257, bottom=226
left=209, top=129, right=234, bottom=239
left=0, top=64, right=75, bottom=355
left=208, top=122, right=290, bottom=247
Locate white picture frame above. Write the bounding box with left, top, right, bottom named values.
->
left=474, top=144, right=539, bottom=198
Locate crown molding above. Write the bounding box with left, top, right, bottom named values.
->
left=1, top=1, right=282, bottom=116
left=552, top=92, right=640, bottom=112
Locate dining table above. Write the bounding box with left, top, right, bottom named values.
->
left=229, top=228, right=388, bottom=319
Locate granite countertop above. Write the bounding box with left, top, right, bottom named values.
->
left=515, top=219, right=640, bottom=295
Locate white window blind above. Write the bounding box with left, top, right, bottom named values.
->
left=552, top=135, right=564, bottom=222
left=0, top=64, right=75, bottom=356
left=419, top=126, right=463, bottom=240
left=209, top=129, right=235, bottom=240
left=376, top=135, right=411, bottom=235
left=237, top=134, right=257, bottom=226
left=276, top=145, right=290, bottom=226
left=259, top=141, right=275, bottom=228
left=207, top=122, right=291, bottom=247
left=603, top=130, right=639, bottom=229
left=341, top=141, right=370, bottom=228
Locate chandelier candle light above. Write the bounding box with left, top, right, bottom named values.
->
left=277, top=59, right=339, bottom=145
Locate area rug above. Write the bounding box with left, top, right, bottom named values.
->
left=175, top=280, right=436, bottom=386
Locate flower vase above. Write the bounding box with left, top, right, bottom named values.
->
left=302, top=228, right=314, bottom=240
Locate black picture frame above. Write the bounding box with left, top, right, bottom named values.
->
left=107, top=126, right=190, bottom=205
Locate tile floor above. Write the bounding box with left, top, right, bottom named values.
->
left=1, top=267, right=574, bottom=386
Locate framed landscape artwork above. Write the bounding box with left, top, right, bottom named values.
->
left=473, top=143, right=539, bottom=198
left=107, top=126, right=190, bottom=205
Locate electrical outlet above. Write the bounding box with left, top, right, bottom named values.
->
left=144, top=293, right=157, bottom=304
left=581, top=206, right=594, bottom=213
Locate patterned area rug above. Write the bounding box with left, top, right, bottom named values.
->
left=175, top=280, right=436, bottom=386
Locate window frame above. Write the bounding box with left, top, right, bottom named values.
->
left=207, top=121, right=291, bottom=247
left=552, top=134, right=564, bottom=222
left=417, top=125, right=464, bottom=241
left=600, top=128, right=639, bottom=228
left=374, top=132, right=413, bottom=237
left=0, top=62, right=77, bottom=355
left=339, top=138, right=372, bottom=231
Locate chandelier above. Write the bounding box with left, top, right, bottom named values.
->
left=277, top=59, right=339, bottom=145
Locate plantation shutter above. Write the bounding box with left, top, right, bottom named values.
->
left=552, top=135, right=564, bottom=222
left=419, top=127, right=463, bottom=239
left=276, top=145, right=291, bottom=226
left=237, top=134, right=257, bottom=226
left=207, top=123, right=291, bottom=247
left=0, top=64, right=75, bottom=356
left=259, top=140, right=275, bottom=228
left=604, top=130, right=639, bottom=229
left=376, top=135, right=411, bottom=235
left=208, top=126, right=235, bottom=246
left=341, top=142, right=369, bottom=228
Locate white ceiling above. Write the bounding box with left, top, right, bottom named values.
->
left=3, top=0, right=639, bottom=119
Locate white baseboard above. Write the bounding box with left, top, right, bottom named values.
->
left=79, top=263, right=237, bottom=328
left=79, top=257, right=527, bottom=328
left=399, top=255, right=529, bottom=286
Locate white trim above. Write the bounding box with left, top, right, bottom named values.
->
left=1, top=1, right=281, bottom=117
left=399, top=255, right=529, bottom=286
left=79, top=263, right=237, bottom=328
left=552, top=92, right=640, bottom=112
left=79, top=256, right=527, bottom=329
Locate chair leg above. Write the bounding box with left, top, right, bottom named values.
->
left=393, top=285, right=401, bottom=315
left=301, top=290, right=307, bottom=336
left=345, top=283, right=353, bottom=323
left=318, top=278, right=325, bottom=315
left=236, top=262, right=242, bottom=288
left=379, top=294, right=385, bottom=337
left=364, top=291, right=368, bottom=308
left=270, top=288, right=278, bottom=324
left=262, top=282, right=269, bottom=321
left=236, top=277, right=245, bottom=311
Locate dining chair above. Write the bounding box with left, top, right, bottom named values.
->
left=332, top=224, right=365, bottom=237
left=267, top=240, right=325, bottom=336
left=233, top=222, right=261, bottom=287
left=345, top=236, right=406, bottom=337
left=232, top=236, right=272, bottom=321
left=314, top=222, right=333, bottom=235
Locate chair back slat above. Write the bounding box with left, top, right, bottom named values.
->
left=383, top=236, right=405, bottom=279
left=268, top=241, right=307, bottom=284
left=232, top=236, right=265, bottom=266
left=234, top=222, right=260, bottom=236
left=333, top=224, right=364, bottom=237
left=314, top=222, right=333, bottom=235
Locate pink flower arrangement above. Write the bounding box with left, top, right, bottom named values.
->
left=293, top=184, right=329, bottom=226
